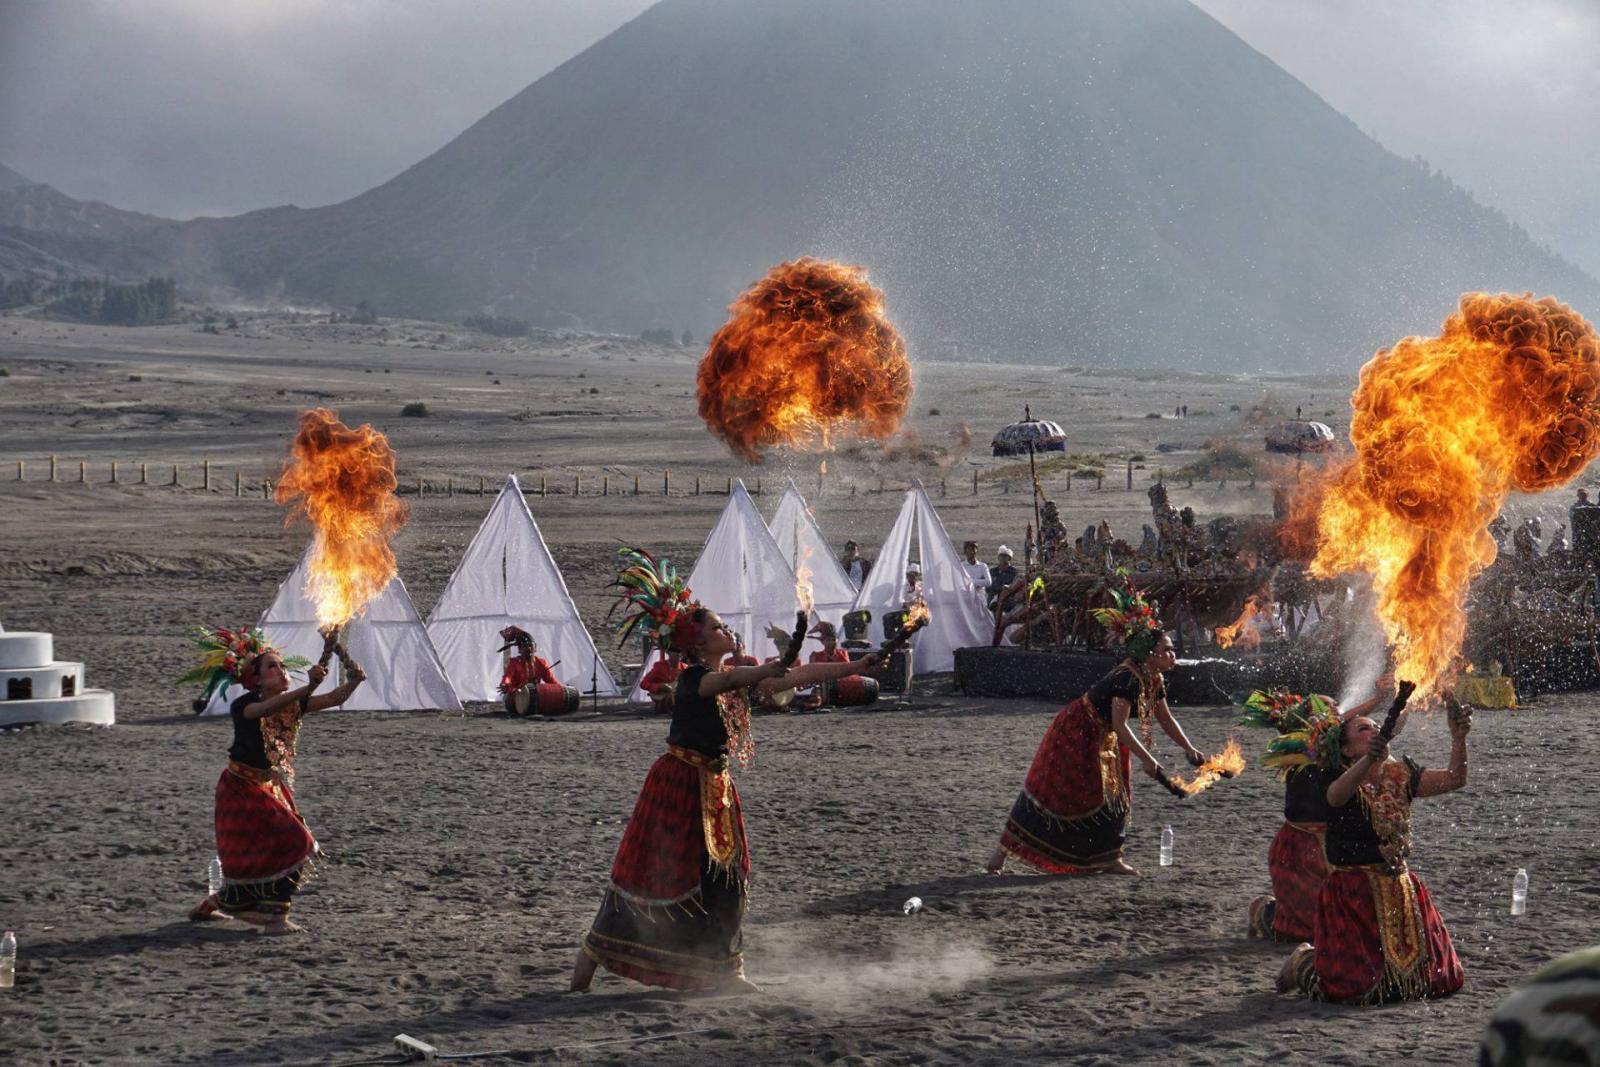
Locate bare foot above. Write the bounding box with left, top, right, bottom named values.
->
left=187, top=895, right=232, bottom=922
left=1277, top=944, right=1312, bottom=994
left=1108, top=859, right=1140, bottom=876
left=984, top=847, right=1006, bottom=874
left=719, top=974, right=761, bottom=995
left=569, top=948, right=597, bottom=992
left=260, top=918, right=304, bottom=936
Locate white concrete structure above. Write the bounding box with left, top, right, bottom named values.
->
left=0, top=628, right=116, bottom=726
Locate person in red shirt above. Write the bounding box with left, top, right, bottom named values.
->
left=728, top=631, right=759, bottom=668
left=498, top=626, right=558, bottom=716
left=637, top=652, right=681, bottom=713
left=795, top=621, right=852, bottom=709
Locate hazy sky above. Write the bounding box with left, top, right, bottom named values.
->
left=2, top=0, right=1596, bottom=273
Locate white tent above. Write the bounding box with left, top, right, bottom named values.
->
left=426, top=475, right=619, bottom=702
left=767, top=481, right=858, bottom=641
left=850, top=486, right=992, bottom=674
left=628, top=480, right=800, bottom=703
left=202, top=545, right=462, bottom=714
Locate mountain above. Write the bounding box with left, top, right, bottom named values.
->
left=19, top=1, right=1600, bottom=369
left=0, top=163, right=175, bottom=280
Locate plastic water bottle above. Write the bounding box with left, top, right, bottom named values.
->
left=902, top=896, right=923, bottom=916
left=1159, top=825, right=1174, bottom=867
left=0, top=931, right=15, bottom=989
left=1511, top=868, right=1528, bottom=916
left=208, top=854, right=224, bottom=898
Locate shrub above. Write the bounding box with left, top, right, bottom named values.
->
left=640, top=327, right=676, bottom=345
left=1144, top=412, right=1163, bottom=419
left=128, top=374, right=141, bottom=382
left=589, top=386, right=600, bottom=395
left=463, top=314, right=530, bottom=338
left=0, top=367, right=8, bottom=377
left=350, top=301, right=379, bottom=326
left=929, top=407, right=941, bottom=416
left=401, top=402, right=429, bottom=418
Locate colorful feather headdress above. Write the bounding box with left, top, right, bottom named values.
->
left=1236, top=688, right=1342, bottom=775
left=1091, top=568, right=1165, bottom=661
left=610, top=548, right=702, bottom=653
left=176, top=625, right=309, bottom=703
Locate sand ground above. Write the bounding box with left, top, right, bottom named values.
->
left=0, top=317, right=1593, bottom=1065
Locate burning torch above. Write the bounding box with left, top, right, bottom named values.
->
left=879, top=600, right=931, bottom=658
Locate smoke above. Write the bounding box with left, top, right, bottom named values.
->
left=759, top=929, right=994, bottom=1012
left=1336, top=583, right=1385, bottom=710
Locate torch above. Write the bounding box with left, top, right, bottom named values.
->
left=1377, top=679, right=1418, bottom=743
left=879, top=600, right=931, bottom=658
left=779, top=610, right=808, bottom=668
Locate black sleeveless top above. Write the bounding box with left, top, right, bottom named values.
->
left=1282, top=766, right=1333, bottom=822
left=668, top=664, right=728, bottom=757
left=1325, top=757, right=1425, bottom=867
left=1083, top=664, right=1147, bottom=722
left=228, top=690, right=271, bottom=769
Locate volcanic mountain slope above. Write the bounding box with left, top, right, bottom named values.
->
left=33, top=0, right=1600, bottom=369
left=0, top=162, right=175, bottom=279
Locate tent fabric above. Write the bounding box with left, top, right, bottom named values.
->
left=850, top=486, right=993, bottom=674
left=202, top=545, right=462, bottom=714
left=628, top=481, right=800, bottom=704
left=767, top=481, right=858, bottom=641
left=426, top=475, right=619, bottom=702
left=1265, top=421, right=1337, bottom=454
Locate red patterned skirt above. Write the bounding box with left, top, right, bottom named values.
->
left=1250, top=821, right=1329, bottom=941
left=999, top=696, right=1131, bottom=873
left=213, top=761, right=318, bottom=915
left=1291, top=866, right=1465, bottom=1004
left=583, top=746, right=749, bottom=989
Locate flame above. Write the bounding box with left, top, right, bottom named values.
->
left=274, top=408, right=409, bottom=626
left=1167, top=739, right=1247, bottom=797
left=697, top=258, right=912, bottom=462
left=904, top=599, right=931, bottom=630
left=795, top=544, right=815, bottom=614
left=1214, top=594, right=1272, bottom=651
left=1291, top=294, right=1600, bottom=695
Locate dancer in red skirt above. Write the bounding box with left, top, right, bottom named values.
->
left=181, top=625, right=364, bottom=934
left=1239, top=681, right=1391, bottom=941
left=571, top=550, right=874, bottom=992
left=986, top=571, right=1206, bottom=876
left=1279, top=699, right=1471, bottom=1003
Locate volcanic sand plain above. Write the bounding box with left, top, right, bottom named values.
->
left=0, top=315, right=1594, bottom=1065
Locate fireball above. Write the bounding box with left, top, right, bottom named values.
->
left=275, top=408, right=409, bottom=626
left=1293, top=293, right=1600, bottom=694
left=697, top=258, right=912, bottom=462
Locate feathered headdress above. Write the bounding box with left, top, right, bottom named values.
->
left=610, top=547, right=702, bottom=653
left=1091, top=568, right=1165, bottom=661
left=176, top=625, right=309, bottom=704
left=1236, top=688, right=1342, bottom=775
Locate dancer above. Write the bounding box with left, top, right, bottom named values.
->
left=181, top=626, right=364, bottom=933
left=1279, top=699, right=1470, bottom=1003
left=572, top=549, right=874, bottom=992
left=496, top=625, right=558, bottom=716
left=1238, top=680, right=1391, bottom=941
left=638, top=642, right=682, bottom=713
left=987, top=571, right=1205, bottom=876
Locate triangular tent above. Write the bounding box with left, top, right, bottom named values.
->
left=202, top=545, right=462, bottom=713
left=628, top=480, right=799, bottom=703
left=850, top=486, right=992, bottom=674
left=767, top=481, right=858, bottom=645
left=426, top=475, right=619, bottom=701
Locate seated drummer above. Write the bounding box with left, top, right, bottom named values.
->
left=497, top=625, right=557, bottom=716
left=795, top=621, right=852, bottom=709
left=728, top=631, right=760, bottom=667
left=637, top=651, right=681, bottom=713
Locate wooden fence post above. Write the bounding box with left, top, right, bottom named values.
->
left=1066, top=472, right=1072, bottom=492
left=633, top=474, right=640, bottom=496
left=664, top=470, right=670, bottom=495
left=16, top=460, right=22, bottom=481
left=1127, top=460, right=1133, bottom=490
left=79, top=460, right=86, bottom=483
left=973, top=470, right=978, bottom=494
left=111, top=461, right=118, bottom=484
left=50, top=454, right=57, bottom=482
left=726, top=476, right=732, bottom=495
left=479, top=475, right=485, bottom=496
left=1096, top=473, right=1103, bottom=491
left=203, top=459, right=210, bottom=491
left=235, top=471, right=242, bottom=496
left=603, top=475, right=609, bottom=497
left=447, top=477, right=454, bottom=497
left=140, top=462, right=147, bottom=485
left=264, top=479, right=272, bottom=500
left=540, top=475, right=547, bottom=496
left=417, top=475, right=424, bottom=496
left=574, top=475, right=580, bottom=497
left=695, top=475, right=701, bottom=496
left=172, top=463, right=179, bottom=487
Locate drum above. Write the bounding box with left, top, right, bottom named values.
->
left=824, top=674, right=880, bottom=708
left=534, top=683, right=580, bottom=716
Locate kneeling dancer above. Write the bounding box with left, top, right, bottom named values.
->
left=987, top=572, right=1205, bottom=876
left=1280, top=699, right=1470, bottom=1003
left=572, top=550, right=870, bottom=991
left=183, top=626, right=364, bottom=933
left=1239, top=682, right=1390, bottom=941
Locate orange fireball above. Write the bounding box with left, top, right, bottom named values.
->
left=275, top=408, right=409, bottom=626
left=1295, top=293, right=1600, bottom=694
left=697, top=258, right=912, bottom=462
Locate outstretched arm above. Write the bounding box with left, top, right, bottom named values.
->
left=700, top=659, right=786, bottom=697
left=1416, top=700, right=1470, bottom=797
left=1153, top=697, right=1204, bottom=765
left=780, top=654, right=882, bottom=688
left=240, top=665, right=327, bottom=719
left=1112, top=698, right=1163, bottom=781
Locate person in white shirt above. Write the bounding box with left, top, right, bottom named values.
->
left=960, top=540, right=992, bottom=593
